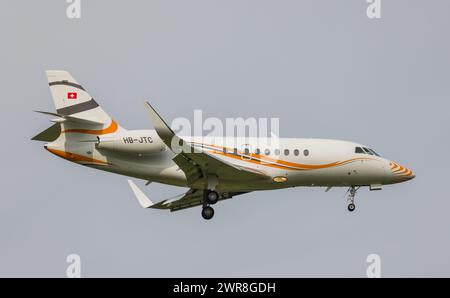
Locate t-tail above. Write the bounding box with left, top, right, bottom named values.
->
left=32, top=70, right=124, bottom=164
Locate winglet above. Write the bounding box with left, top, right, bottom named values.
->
left=144, top=101, right=177, bottom=148
left=127, top=180, right=154, bottom=208
left=143, top=101, right=202, bottom=155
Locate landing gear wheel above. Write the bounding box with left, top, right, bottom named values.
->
left=347, top=203, right=356, bottom=212
left=201, top=206, right=215, bottom=220
left=345, top=186, right=359, bottom=213
left=205, top=190, right=219, bottom=205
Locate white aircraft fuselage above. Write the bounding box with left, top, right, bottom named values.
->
left=45, top=132, right=414, bottom=192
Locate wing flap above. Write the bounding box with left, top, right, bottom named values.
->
left=127, top=180, right=249, bottom=212
left=166, top=189, right=204, bottom=211
left=127, top=179, right=203, bottom=211
left=172, top=154, right=203, bottom=185
left=167, top=190, right=247, bottom=212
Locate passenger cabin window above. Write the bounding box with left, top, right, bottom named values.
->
left=255, top=148, right=261, bottom=155
left=294, top=149, right=299, bottom=156
left=274, top=149, right=280, bottom=156
left=244, top=148, right=250, bottom=155
left=264, top=149, right=271, bottom=156
left=284, top=149, right=289, bottom=156
left=303, top=149, right=309, bottom=157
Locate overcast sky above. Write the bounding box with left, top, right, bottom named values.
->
left=1, top=0, right=449, bottom=277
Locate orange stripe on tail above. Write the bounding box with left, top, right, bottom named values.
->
left=62, top=120, right=118, bottom=135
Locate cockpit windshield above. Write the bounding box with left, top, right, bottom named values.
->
left=355, top=147, right=380, bottom=157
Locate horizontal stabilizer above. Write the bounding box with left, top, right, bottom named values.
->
left=31, top=123, right=61, bottom=141
left=34, top=110, right=104, bottom=126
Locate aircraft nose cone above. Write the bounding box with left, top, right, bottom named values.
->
left=389, top=161, right=415, bottom=182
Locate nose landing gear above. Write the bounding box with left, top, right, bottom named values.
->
left=346, top=186, right=360, bottom=212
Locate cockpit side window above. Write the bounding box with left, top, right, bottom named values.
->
left=355, top=147, right=364, bottom=154
left=363, top=147, right=374, bottom=155
left=368, top=148, right=380, bottom=156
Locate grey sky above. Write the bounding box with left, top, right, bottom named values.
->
left=0, top=0, right=449, bottom=277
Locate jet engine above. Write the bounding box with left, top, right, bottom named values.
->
left=96, top=132, right=166, bottom=155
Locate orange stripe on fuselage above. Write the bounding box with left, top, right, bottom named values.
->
left=46, top=148, right=110, bottom=165
left=390, top=161, right=413, bottom=176
left=62, top=120, right=118, bottom=135
left=212, top=150, right=293, bottom=170
left=390, top=162, right=400, bottom=171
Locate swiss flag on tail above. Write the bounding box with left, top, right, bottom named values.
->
left=67, top=92, right=77, bottom=100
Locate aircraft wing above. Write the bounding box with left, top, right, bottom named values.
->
left=144, top=102, right=270, bottom=188
left=128, top=180, right=245, bottom=212
left=173, top=148, right=269, bottom=187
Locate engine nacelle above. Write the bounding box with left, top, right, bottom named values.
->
left=96, top=132, right=166, bottom=155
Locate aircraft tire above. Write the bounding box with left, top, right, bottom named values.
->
left=205, top=190, right=219, bottom=205
left=347, top=203, right=356, bottom=212
left=202, top=206, right=215, bottom=220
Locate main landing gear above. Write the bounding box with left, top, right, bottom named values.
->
left=346, top=186, right=360, bottom=212
left=201, top=190, right=219, bottom=220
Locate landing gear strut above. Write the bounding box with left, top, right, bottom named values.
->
left=346, top=186, right=360, bottom=212
left=201, top=190, right=219, bottom=220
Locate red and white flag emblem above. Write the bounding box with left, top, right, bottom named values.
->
left=67, top=92, right=77, bottom=100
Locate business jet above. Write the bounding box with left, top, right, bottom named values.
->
left=32, top=71, right=415, bottom=220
